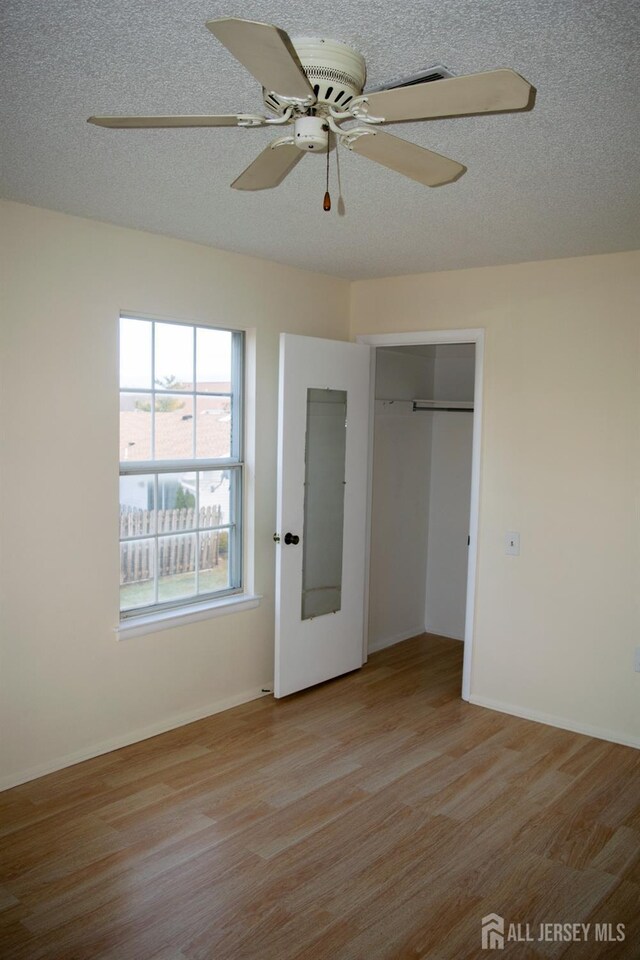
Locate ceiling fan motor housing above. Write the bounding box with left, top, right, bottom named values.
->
left=263, top=38, right=366, bottom=113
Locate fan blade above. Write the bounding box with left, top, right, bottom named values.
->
left=207, top=17, right=314, bottom=102
left=232, top=141, right=303, bottom=191
left=347, top=130, right=465, bottom=186
left=361, top=68, right=532, bottom=122
left=88, top=115, right=248, bottom=128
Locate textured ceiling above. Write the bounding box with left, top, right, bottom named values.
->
left=1, top=0, right=639, bottom=279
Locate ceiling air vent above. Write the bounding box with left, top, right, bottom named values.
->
left=365, top=64, right=454, bottom=94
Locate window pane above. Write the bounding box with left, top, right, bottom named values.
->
left=120, top=539, right=155, bottom=610
left=120, top=475, right=155, bottom=537
left=120, top=393, right=152, bottom=460
left=157, top=473, right=197, bottom=531
left=196, top=328, right=232, bottom=392
left=119, top=319, right=243, bottom=618
left=154, top=322, right=194, bottom=391
left=154, top=395, right=194, bottom=460
left=198, top=471, right=231, bottom=526
left=120, top=317, right=152, bottom=389
left=157, top=533, right=196, bottom=602
left=196, top=395, right=231, bottom=459
left=199, top=529, right=230, bottom=594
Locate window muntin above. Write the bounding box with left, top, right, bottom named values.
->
left=119, top=317, right=243, bottom=618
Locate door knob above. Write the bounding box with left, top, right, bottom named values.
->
left=284, top=532, right=300, bottom=545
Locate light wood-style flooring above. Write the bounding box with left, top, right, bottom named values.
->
left=1, top=634, right=639, bottom=959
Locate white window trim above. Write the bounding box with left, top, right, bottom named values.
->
left=115, top=592, right=262, bottom=640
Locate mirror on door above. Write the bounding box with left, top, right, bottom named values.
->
left=301, top=388, right=347, bottom=620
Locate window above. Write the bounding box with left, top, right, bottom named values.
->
left=119, top=316, right=244, bottom=619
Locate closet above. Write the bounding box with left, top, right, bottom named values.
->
left=368, top=343, right=475, bottom=653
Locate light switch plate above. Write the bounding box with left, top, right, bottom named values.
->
left=505, top=531, right=520, bottom=556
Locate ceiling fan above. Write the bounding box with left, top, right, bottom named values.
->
left=88, top=17, right=533, bottom=196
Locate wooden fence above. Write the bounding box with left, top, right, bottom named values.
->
left=120, top=505, right=226, bottom=583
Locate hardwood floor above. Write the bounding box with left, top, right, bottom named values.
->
left=1, top=634, right=638, bottom=959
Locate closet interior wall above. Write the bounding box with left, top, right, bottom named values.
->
left=368, top=344, right=475, bottom=653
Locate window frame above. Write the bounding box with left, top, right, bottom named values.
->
left=119, top=315, right=245, bottom=622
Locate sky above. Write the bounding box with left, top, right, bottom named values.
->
left=119, top=316, right=232, bottom=390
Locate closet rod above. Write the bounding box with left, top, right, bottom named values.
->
left=412, top=401, right=474, bottom=413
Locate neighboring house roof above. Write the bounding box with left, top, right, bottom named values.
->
left=120, top=394, right=231, bottom=461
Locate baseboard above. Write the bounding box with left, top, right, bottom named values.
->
left=368, top=626, right=426, bottom=654
left=8, top=686, right=635, bottom=794
left=469, top=694, right=640, bottom=751
left=425, top=624, right=464, bottom=642
left=0, top=686, right=271, bottom=792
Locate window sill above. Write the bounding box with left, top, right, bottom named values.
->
left=115, top=593, right=262, bottom=640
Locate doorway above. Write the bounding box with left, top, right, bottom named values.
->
left=357, top=330, right=484, bottom=701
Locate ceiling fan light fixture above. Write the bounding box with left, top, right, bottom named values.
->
left=293, top=116, right=330, bottom=152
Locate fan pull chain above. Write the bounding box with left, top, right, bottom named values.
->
left=323, top=128, right=331, bottom=211
left=335, top=136, right=345, bottom=216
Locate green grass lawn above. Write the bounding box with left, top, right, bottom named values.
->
left=120, top=559, right=229, bottom=609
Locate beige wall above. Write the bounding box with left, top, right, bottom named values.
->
left=0, top=201, right=350, bottom=788
left=351, top=251, right=640, bottom=746
left=1, top=201, right=638, bottom=789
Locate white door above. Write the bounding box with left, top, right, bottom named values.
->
left=274, top=334, right=371, bottom=697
